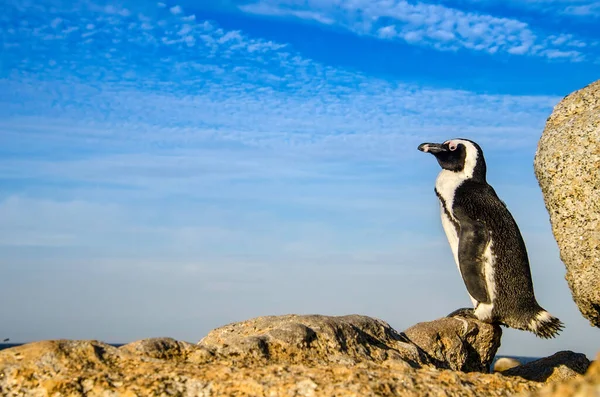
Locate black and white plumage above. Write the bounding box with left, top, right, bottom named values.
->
left=418, top=138, right=563, bottom=339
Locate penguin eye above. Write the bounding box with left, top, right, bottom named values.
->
left=449, top=142, right=458, bottom=151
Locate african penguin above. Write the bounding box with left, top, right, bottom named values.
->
left=417, top=138, right=563, bottom=339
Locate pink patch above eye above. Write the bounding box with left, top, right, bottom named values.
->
left=449, top=143, right=457, bottom=151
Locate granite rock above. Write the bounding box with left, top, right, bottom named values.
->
left=119, top=337, right=196, bottom=361
left=198, top=314, right=501, bottom=371
left=534, top=79, right=600, bottom=327
left=526, top=351, right=600, bottom=397
left=198, top=314, right=425, bottom=367
left=402, top=316, right=502, bottom=372
left=502, top=350, right=590, bottom=383
left=0, top=337, right=541, bottom=397
left=495, top=357, right=522, bottom=373
left=0, top=314, right=591, bottom=396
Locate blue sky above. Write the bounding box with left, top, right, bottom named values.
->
left=1, top=0, right=598, bottom=358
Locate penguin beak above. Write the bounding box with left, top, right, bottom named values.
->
left=418, top=142, right=447, bottom=154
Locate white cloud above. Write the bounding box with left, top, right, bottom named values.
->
left=238, top=0, right=593, bottom=61
left=50, top=17, right=62, bottom=28
left=103, top=4, right=131, bottom=16
left=169, top=5, right=183, bottom=15
left=541, top=48, right=585, bottom=60
left=0, top=76, right=560, bottom=164
left=218, top=30, right=244, bottom=43
left=546, top=33, right=589, bottom=49
left=564, top=2, right=600, bottom=15
left=1, top=1, right=598, bottom=358
left=184, top=35, right=195, bottom=46
left=402, top=30, right=423, bottom=43
left=0, top=0, right=560, bottom=159
left=177, top=24, right=192, bottom=36
left=377, top=25, right=397, bottom=38
left=240, top=2, right=335, bottom=24
left=508, top=43, right=531, bottom=54
left=522, top=0, right=600, bottom=16
left=446, top=0, right=600, bottom=17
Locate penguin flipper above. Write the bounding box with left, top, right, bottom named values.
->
left=456, top=217, right=491, bottom=304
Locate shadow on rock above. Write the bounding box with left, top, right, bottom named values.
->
left=502, top=351, right=591, bottom=383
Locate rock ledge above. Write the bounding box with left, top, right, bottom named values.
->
left=0, top=315, right=595, bottom=396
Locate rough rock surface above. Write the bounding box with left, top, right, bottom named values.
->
left=198, top=314, right=501, bottom=372
left=0, top=340, right=541, bottom=397
left=0, top=314, right=593, bottom=396
left=119, top=337, right=196, bottom=360
left=533, top=79, right=600, bottom=327
left=502, top=351, right=590, bottom=383
left=0, top=314, right=544, bottom=397
left=403, top=316, right=501, bottom=372
left=526, top=351, right=600, bottom=397
left=495, top=357, right=522, bottom=372
left=198, top=314, right=425, bottom=368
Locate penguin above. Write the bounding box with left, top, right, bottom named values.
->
left=417, top=138, right=563, bottom=338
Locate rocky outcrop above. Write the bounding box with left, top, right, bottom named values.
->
left=0, top=314, right=593, bottom=396
left=0, top=339, right=541, bottom=397
left=198, top=314, right=426, bottom=367
left=198, top=314, right=501, bottom=372
left=527, top=351, right=600, bottom=396
left=0, top=314, right=534, bottom=397
left=534, top=79, right=600, bottom=327
left=502, top=351, right=590, bottom=383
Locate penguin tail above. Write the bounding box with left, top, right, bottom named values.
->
left=528, top=310, right=564, bottom=339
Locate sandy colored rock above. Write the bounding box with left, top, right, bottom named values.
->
left=533, top=79, right=600, bottom=327
left=0, top=338, right=543, bottom=397
left=2, top=315, right=592, bottom=396
left=494, top=357, right=522, bottom=372
left=118, top=336, right=217, bottom=364
left=495, top=357, right=522, bottom=372
left=402, top=316, right=501, bottom=372
left=502, top=351, right=590, bottom=383
left=198, top=314, right=501, bottom=371
left=119, top=337, right=196, bottom=360
left=198, top=314, right=427, bottom=367
left=525, top=351, right=600, bottom=397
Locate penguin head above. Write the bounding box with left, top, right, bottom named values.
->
left=417, top=138, right=486, bottom=181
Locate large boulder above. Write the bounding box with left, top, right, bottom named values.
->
left=198, top=314, right=501, bottom=372
left=198, top=314, right=425, bottom=367
left=534, top=79, right=600, bottom=327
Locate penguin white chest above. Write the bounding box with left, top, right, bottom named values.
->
left=435, top=170, right=463, bottom=264
left=435, top=170, right=489, bottom=310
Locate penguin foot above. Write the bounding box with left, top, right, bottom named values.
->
left=446, top=307, right=477, bottom=319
